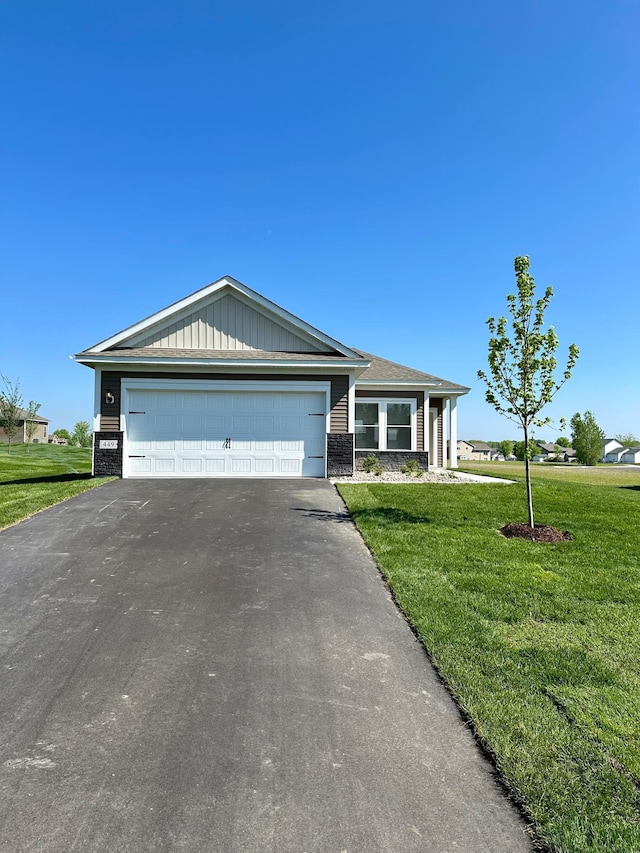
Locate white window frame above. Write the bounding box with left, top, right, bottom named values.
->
left=355, top=398, right=417, bottom=452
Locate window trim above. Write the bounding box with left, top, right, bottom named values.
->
left=355, top=398, right=417, bottom=451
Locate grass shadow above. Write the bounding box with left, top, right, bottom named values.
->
left=620, top=485, right=640, bottom=491
left=351, top=506, right=432, bottom=526
left=0, top=473, right=92, bottom=486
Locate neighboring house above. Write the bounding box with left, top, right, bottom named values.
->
left=48, top=435, right=68, bottom=445
left=602, top=439, right=623, bottom=462
left=75, top=276, right=470, bottom=478
left=621, top=447, right=640, bottom=464
left=0, top=409, right=49, bottom=444
left=456, top=440, right=492, bottom=461
left=532, top=442, right=576, bottom=462
left=533, top=442, right=561, bottom=462
left=604, top=446, right=628, bottom=464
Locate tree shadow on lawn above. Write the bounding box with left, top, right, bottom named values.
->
left=620, top=485, right=640, bottom=491
left=292, top=506, right=432, bottom=526
left=1, top=473, right=92, bottom=486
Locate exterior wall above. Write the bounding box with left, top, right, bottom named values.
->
left=355, top=389, right=425, bottom=450
left=100, top=371, right=350, bottom=434
left=327, top=434, right=354, bottom=476
left=128, top=293, right=328, bottom=352
left=0, top=421, right=48, bottom=444
left=93, top=431, right=124, bottom=476
left=355, top=450, right=429, bottom=472
left=457, top=441, right=473, bottom=460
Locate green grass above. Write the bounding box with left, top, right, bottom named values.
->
left=0, top=443, right=113, bottom=529
left=338, top=466, right=640, bottom=853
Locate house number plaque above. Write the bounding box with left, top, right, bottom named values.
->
left=99, top=439, right=119, bottom=450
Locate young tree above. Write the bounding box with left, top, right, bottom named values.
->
left=478, top=256, right=579, bottom=527
left=0, top=375, right=23, bottom=453
left=498, top=439, right=514, bottom=459
left=571, top=411, right=605, bottom=466
left=24, top=400, right=42, bottom=453
left=71, top=420, right=92, bottom=448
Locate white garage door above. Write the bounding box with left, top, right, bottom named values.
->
left=124, top=388, right=327, bottom=477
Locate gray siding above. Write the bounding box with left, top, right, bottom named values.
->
left=128, top=293, right=330, bottom=353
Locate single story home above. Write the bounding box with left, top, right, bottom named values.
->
left=75, top=276, right=470, bottom=478
left=48, top=435, right=68, bottom=445
left=532, top=442, right=576, bottom=463
left=0, top=409, right=49, bottom=444
left=621, top=447, right=640, bottom=464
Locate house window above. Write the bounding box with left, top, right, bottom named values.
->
left=355, top=399, right=416, bottom=451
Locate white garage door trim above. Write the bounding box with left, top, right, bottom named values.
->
left=121, top=378, right=331, bottom=478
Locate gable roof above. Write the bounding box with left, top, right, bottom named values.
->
left=83, top=276, right=360, bottom=358
left=15, top=409, right=49, bottom=423
left=75, top=276, right=469, bottom=393
left=466, top=441, right=492, bottom=452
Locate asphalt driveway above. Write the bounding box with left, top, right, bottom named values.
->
left=0, top=480, right=532, bottom=852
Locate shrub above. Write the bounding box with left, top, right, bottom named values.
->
left=400, top=458, right=424, bottom=477
left=361, top=455, right=383, bottom=476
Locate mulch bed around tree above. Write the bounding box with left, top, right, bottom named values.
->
left=500, top=523, right=573, bottom=543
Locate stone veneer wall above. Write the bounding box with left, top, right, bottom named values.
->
left=93, top=432, right=124, bottom=477
left=326, top=433, right=354, bottom=477
left=355, top=450, right=429, bottom=472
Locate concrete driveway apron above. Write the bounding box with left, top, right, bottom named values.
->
left=0, top=479, right=532, bottom=853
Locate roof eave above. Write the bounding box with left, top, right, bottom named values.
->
left=356, top=378, right=470, bottom=394
left=74, top=353, right=369, bottom=370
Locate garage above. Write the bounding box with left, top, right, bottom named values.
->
left=123, top=382, right=328, bottom=478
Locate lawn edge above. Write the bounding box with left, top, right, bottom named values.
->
left=333, top=482, right=544, bottom=851
left=0, top=476, right=116, bottom=532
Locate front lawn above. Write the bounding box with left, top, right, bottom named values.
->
left=0, top=443, right=112, bottom=529
left=338, top=467, right=640, bottom=853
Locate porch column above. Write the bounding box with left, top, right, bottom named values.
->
left=449, top=396, right=458, bottom=469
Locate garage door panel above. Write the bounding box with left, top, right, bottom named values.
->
left=125, top=389, right=327, bottom=477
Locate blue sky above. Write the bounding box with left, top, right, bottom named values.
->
left=1, top=0, right=638, bottom=441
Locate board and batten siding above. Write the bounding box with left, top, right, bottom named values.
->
left=430, top=397, right=444, bottom=466
left=355, top=389, right=425, bottom=451
left=100, top=372, right=350, bottom=434
left=126, top=294, right=329, bottom=353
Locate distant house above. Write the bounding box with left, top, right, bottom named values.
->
left=532, top=443, right=556, bottom=462
left=0, top=409, right=49, bottom=444
left=602, top=439, right=624, bottom=463
left=457, top=440, right=492, bottom=461
left=621, top=447, right=640, bottom=464
left=604, top=446, right=628, bottom=463
left=533, top=443, right=577, bottom=463
left=48, top=435, right=68, bottom=446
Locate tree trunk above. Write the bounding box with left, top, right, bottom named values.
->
left=524, top=425, right=534, bottom=527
